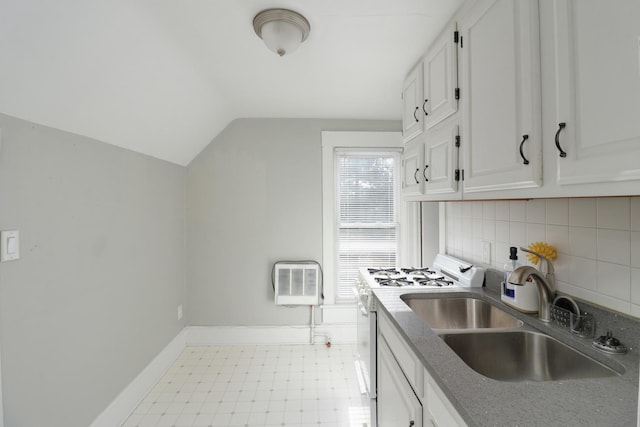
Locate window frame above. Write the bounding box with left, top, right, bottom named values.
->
left=321, top=131, right=403, bottom=305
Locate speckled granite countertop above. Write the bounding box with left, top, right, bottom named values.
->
left=373, top=287, right=639, bottom=427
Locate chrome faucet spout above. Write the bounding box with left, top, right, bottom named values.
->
left=508, top=266, right=555, bottom=322
left=519, top=247, right=556, bottom=293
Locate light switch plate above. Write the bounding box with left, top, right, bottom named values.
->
left=1, top=230, right=19, bottom=262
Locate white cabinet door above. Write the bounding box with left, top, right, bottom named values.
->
left=459, top=0, right=542, bottom=193
left=423, top=23, right=459, bottom=130
left=403, top=63, right=424, bottom=142
left=423, top=369, right=467, bottom=427
left=378, top=336, right=423, bottom=427
left=552, top=0, right=640, bottom=185
left=402, top=139, right=425, bottom=196
left=424, top=122, right=460, bottom=197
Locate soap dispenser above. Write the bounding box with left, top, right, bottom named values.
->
left=501, top=246, right=539, bottom=313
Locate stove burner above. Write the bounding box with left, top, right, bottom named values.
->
left=368, top=268, right=400, bottom=276
left=401, top=267, right=436, bottom=275
left=414, top=278, right=454, bottom=287
left=375, top=277, right=413, bottom=287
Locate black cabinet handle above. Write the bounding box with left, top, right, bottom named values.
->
left=519, top=134, right=530, bottom=165
left=413, top=168, right=419, bottom=184
left=423, top=99, right=429, bottom=116
left=413, top=107, right=419, bottom=122
left=409, top=421, right=415, bottom=427
left=555, top=122, right=567, bottom=158
left=423, top=164, right=429, bottom=182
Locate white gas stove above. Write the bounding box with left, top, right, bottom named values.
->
left=354, top=253, right=485, bottom=407
left=356, top=254, right=485, bottom=309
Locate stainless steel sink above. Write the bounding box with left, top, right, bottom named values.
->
left=440, top=331, right=620, bottom=381
left=401, top=295, right=523, bottom=329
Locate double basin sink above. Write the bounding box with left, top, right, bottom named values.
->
left=401, top=294, right=619, bottom=382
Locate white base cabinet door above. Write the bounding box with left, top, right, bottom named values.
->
left=551, top=0, right=640, bottom=186
left=377, top=336, right=423, bottom=427
left=459, top=0, right=542, bottom=193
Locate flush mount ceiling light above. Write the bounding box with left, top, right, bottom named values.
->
left=253, top=8, right=310, bottom=57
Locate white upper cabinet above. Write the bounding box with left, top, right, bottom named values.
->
left=423, top=23, right=459, bottom=130
left=459, top=0, right=542, bottom=193
left=402, top=138, right=425, bottom=196
left=402, top=63, right=424, bottom=142
left=551, top=0, right=640, bottom=186
left=424, top=121, right=460, bottom=197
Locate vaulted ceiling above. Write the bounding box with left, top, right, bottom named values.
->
left=0, top=0, right=463, bottom=165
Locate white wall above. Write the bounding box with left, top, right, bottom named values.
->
left=186, top=118, right=400, bottom=326
left=444, top=197, right=640, bottom=317
left=0, top=114, right=187, bottom=427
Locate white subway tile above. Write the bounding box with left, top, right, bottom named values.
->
left=569, top=227, right=597, bottom=260
left=632, top=268, right=640, bottom=304
left=526, top=199, right=546, bottom=224
left=569, top=198, right=596, bottom=227
left=483, top=201, right=496, bottom=220
left=495, top=241, right=510, bottom=267
left=631, top=197, right=640, bottom=231
left=569, top=256, right=597, bottom=291
left=472, top=218, right=483, bottom=240
left=509, top=222, right=527, bottom=248
left=495, top=201, right=509, bottom=221
left=596, top=229, right=630, bottom=265
left=495, top=221, right=510, bottom=243
left=526, top=223, right=546, bottom=246
left=554, top=254, right=569, bottom=283
left=632, top=232, right=640, bottom=269
left=546, top=199, right=569, bottom=226
left=483, top=220, right=496, bottom=242
left=463, top=202, right=474, bottom=218
left=597, top=261, right=631, bottom=301
left=545, top=225, right=569, bottom=255
left=559, top=282, right=631, bottom=315
left=472, top=202, right=483, bottom=219
left=597, top=197, right=630, bottom=230
left=509, top=201, right=526, bottom=222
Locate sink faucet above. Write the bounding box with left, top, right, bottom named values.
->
left=508, top=266, right=556, bottom=322
left=519, top=246, right=556, bottom=293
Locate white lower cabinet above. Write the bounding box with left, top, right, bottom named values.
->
left=424, top=371, right=467, bottom=427
left=377, top=310, right=467, bottom=427
left=378, top=336, right=423, bottom=427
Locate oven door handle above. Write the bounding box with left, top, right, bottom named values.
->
left=357, top=300, right=369, bottom=317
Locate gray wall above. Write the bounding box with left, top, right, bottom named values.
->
left=187, top=118, right=400, bottom=326
left=0, top=114, right=187, bottom=427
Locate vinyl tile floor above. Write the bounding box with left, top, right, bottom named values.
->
left=122, top=344, right=371, bottom=427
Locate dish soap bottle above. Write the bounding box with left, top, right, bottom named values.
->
left=501, top=246, right=539, bottom=313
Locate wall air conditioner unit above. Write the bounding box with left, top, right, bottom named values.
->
left=273, top=262, right=320, bottom=306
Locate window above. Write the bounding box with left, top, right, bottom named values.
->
left=321, top=131, right=403, bottom=305
left=335, top=151, right=400, bottom=301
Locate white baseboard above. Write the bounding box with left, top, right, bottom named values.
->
left=89, top=329, right=187, bottom=427
left=184, top=323, right=356, bottom=346
left=90, top=323, right=355, bottom=427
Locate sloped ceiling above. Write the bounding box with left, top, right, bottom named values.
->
left=0, top=0, right=463, bottom=165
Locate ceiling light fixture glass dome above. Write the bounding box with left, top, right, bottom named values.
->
left=253, top=8, right=310, bottom=57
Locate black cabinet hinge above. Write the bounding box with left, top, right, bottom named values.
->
left=455, top=88, right=460, bottom=100
left=455, top=169, right=460, bottom=181
left=455, top=135, right=461, bottom=148
left=454, top=30, right=459, bottom=44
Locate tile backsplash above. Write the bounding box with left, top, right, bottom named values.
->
left=444, top=197, right=640, bottom=317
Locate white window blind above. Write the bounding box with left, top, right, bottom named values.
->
left=335, top=151, right=400, bottom=301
